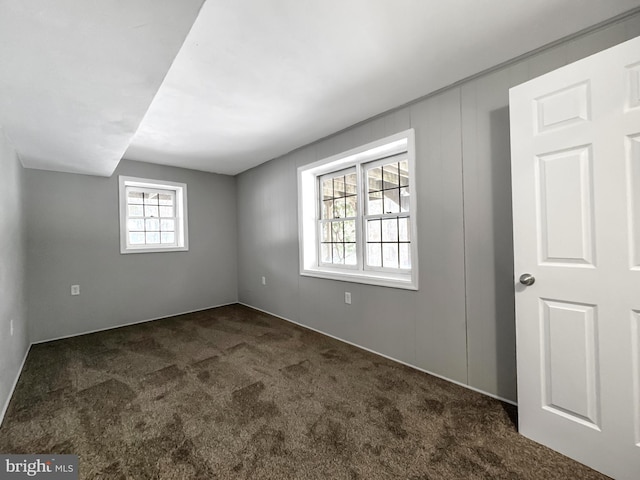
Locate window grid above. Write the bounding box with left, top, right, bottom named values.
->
left=365, top=215, right=412, bottom=270
left=316, top=158, right=412, bottom=271
left=319, top=170, right=357, bottom=266
left=126, top=187, right=177, bottom=247
left=364, top=158, right=411, bottom=271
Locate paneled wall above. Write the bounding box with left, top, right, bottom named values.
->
left=0, top=129, right=29, bottom=422
left=237, top=13, right=640, bottom=402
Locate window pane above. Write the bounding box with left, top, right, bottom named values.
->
left=383, top=163, right=399, bottom=188
left=367, top=243, right=382, bottom=267
left=321, top=223, right=331, bottom=242
left=333, top=176, right=345, bottom=198
left=399, top=160, right=409, bottom=187
left=344, top=220, right=356, bottom=243
left=331, top=221, right=343, bottom=243
left=161, top=232, right=175, bottom=244
left=158, top=193, right=173, bottom=206
left=399, top=217, right=410, bottom=242
left=383, top=243, right=399, bottom=268
left=333, top=197, right=346, bottom=218
left=368, top=191, right=383, bottom=215
left=345, top=243, right=357, bottom=265
left=321, top=243, right=332, bottom=263
left=400, top=187, right=410, bottom=212
left=145, top=218, right=160, bottom=231
left=367, top=166, right=383, bottom=192
left=144, top=205, right=159, bottom=217
left=129, top=232, right=145, bottom=245
left=332, top=243, right=345, bottom=264
left=144, top=192, right=159, bottom=204
left=400, top=243, right=411, bottom=269
left=128, top=191, right=143, bottom=204
left=127, top=219, right=144, bottom=231
left=159, top=206, right=174, bottom=218
left=322, top=178, right=333, bottom=201
left=382, top=218, right=398, bottom=242
left=345, top=173, right=357, bottom=195
left=383, top=189, right=400, bottom=214
left=128, top=205, right=143, bottom=217
left=322, top=200, right=333, bottom=219
left=160, top=219, right=175, bottom=232
left=145, top=232, right=160, bottom=244
left=367, top=219, right=381, bottom=242
left=345, top=195, right=357, bottom=217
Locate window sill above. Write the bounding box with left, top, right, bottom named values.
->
left=300, top=267, right=418, bottom=290
left=120, top=246, right=189, bottom=254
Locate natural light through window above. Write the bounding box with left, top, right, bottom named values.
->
left=319, top=168, right=358, bottom=266
left=119, top=176, right=188, bottom=254
left=298, top=129, right=418, bottom=290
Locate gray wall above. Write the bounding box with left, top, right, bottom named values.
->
left=25, top=159, right=238, bottom=343
left=237, top=13, right=640, bottom=403
left=0, top=129, right=29, bottom=421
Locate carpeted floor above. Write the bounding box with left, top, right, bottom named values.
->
left=0, top=304, right=608, bottom=479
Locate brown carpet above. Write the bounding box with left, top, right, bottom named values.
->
left=0, top=304, right=608, bottom=479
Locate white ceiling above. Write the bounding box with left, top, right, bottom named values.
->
left=0, top=0, right=204, bottom=176
left=2, top=1, right=640, bottom=177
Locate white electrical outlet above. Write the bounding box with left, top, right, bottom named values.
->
left=345, top=292, right=352, bottom=304
left=261, top=276, right=266, bottom=286
left=10, top=319, right=14, bottom=337
left=71, top=285, right=80, bottom=296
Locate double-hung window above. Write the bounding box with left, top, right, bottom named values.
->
left=298, top=129, right=418, bottom=290
left=118, top=176, right=189, bottom=254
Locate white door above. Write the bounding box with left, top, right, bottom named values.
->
left=510, top=35, right=640, bottom=480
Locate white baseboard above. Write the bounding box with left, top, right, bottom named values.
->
left=239, top=302, right=518, bottom=407
left=0, top=343, right=31, bottom=427
left=32, top=302, right=238, bottom=345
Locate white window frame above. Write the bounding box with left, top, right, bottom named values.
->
left=118, top=176, right=189, bottom=254
left=317, top=166, right=359, bottom=270
left=298, top=129, right=418, bottom=290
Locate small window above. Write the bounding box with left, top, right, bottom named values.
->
left=298, top=129, right=418, bottom=290
left=118, top=176, right=188, bottom=254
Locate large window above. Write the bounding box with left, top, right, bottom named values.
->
left=298, top=129, right=418, bottom=290
left=118, top=176, right=188, bottom=254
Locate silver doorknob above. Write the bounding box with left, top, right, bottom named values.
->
left=519, top=273, right=535, bottom=286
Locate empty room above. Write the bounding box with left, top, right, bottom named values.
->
left=1, top=1, right=639, bottom=478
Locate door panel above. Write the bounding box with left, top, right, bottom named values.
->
left=536, top=146, right=595, bottom=265
left=628, top=63, right=640, bottom=109
left=632, top=311, right=640, bottom=446
left=535, top=81, right=590, bottom=133
left=628, top=135, right=640, bottom=269
left=541, top=299, right=599, bottom=428
left=511, top=35, right=640, bottom=479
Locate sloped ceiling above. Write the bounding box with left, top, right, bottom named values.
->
left=2, top=0, right=640, bottom=177
left=0, top=0, right=204, bottom=176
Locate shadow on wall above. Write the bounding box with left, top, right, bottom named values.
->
left=489, top=106, right=517, bottom=402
